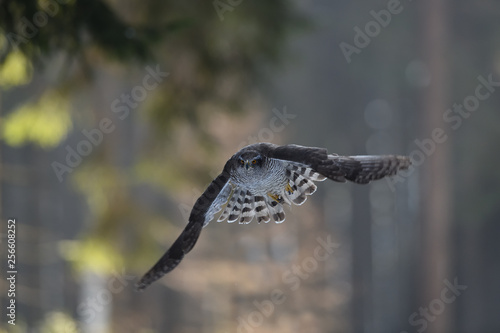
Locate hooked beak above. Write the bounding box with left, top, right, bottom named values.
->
left=245, top=160, right=250, bottom=170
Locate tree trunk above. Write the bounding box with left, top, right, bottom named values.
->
left=419, top=0, right=452, bottom=332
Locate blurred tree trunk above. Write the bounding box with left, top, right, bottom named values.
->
left=419, top=0, right=451, bottom=332
left=0, top=91, right=2, bottom=222
left=351, top=186, right=372, bottom=333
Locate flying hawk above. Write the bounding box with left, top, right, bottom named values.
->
left=136, top=143, right=410, bottom=290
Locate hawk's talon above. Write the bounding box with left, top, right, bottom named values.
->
left=267, top=192, right=283, bottom=203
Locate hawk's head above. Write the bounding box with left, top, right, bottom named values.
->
left=236, top=151, right=265, bottom=171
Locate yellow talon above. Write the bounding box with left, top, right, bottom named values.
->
left=267, top=193, right=281, bottom=202
left=285, top=183, right=294, bottom=195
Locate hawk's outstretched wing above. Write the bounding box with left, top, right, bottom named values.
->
left=261, top=143, right=410, bottom=184
left=135, top=171, right=231, bottom=291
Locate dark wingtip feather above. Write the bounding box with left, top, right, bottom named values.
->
left=135, top=221, right=202, bottom=291
left=346, top=155, right=411, bottom=183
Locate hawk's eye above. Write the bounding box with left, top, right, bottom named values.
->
left=252, top=159, right=257, bottom=165
left=239, top=159, right=244, bottom=165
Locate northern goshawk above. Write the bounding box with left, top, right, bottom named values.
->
left=136, top=143, right=410, bottom=290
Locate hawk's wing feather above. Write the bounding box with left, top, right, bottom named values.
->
left=239, top=190, right=256, bottom=224
left=261, top=143, right=410, bottom=184
left=227, top=188, right=245, bottom=223
left=135, top=171, right=230, bottom=291
left=266, top=198, right=286, bottom=223
left=284, top=168, right=318, bottom=205
left=218, top=185, right=237, bottom=222
left=254, top=195, right=271, bottom=223
left=330, top=155, right=410, bottom=184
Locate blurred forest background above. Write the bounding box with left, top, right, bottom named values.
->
left=1, top=0, right=499, bottom=332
